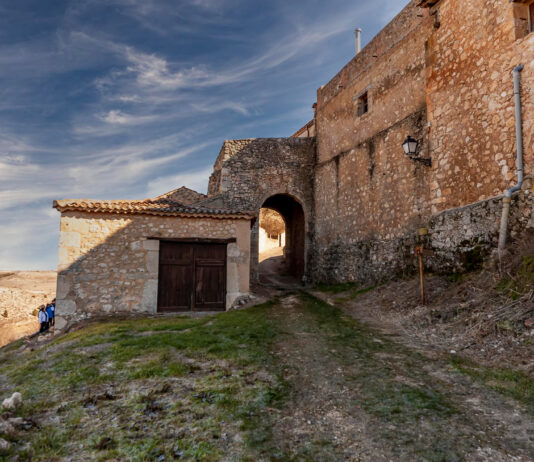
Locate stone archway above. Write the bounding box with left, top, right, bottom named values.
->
left=206, top=137, right=315, bottom=283
left=258, top=194, right=306, bottom=281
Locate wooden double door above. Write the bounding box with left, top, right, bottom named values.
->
left=157, top=241, right=227, bottom=312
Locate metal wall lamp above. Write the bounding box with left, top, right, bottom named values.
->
left=402, top=136, right=432, bottom=167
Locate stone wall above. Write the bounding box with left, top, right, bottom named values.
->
left=312, top=0, right=433, bottom=281
left=312, top=187, right=534, bottom=285
left=309, top=0, right=534, bottom=283
left=207, top=138, right=316, bottom=279
left=56, top=212, right=251, bottom=327
left=426, top=0, right=534, bottom=212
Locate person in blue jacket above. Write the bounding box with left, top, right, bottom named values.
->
left=46, top=302, right=55, bottom=328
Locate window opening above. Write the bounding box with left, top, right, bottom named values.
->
left=357, top=92, right=369, bottom=117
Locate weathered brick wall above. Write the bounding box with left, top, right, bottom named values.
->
left=310, top=0, right=534, bottom=283
left=56, top=212, right=251, bottom=328
left=207, top=138, right=316, bottom=279
left=312, top=0, right=434, bottom=281
left=426, top=0, right=534, bottom=212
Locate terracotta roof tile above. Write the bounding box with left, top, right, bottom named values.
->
left=155, top=186, right=207, bottom=205
left=53, top=198, right=255, bottom=220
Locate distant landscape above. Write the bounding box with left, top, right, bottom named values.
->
left=0, top=271, right=56, bottom=346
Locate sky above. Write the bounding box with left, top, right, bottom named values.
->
left=0, top=0, right=408, bottom=270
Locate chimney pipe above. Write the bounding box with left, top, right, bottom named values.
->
left=355, top=28, right=362, bottom=54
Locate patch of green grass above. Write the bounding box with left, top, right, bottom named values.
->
left=451, top=356, right=534, bottom=415
left=30, top=425, right=72, bottom=459
left=0, top=299, right=288, bottom=461
left=334, top=285, right=376, bottom=304
left=314, top=281, right=359, bottom=294
left=446, top=271, right=465, bottom=283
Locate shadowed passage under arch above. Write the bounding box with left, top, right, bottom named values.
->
left=258, top=194, right=305, bottom=281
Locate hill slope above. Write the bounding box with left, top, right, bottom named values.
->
left=1, top=292, right=533, bottom=461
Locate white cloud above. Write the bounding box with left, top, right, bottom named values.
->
left=101, top=110, right=158, bottom=125
left=125, top=48, right=209, bottom=89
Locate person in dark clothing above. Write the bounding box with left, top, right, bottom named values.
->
left=38, top=305, right=48, bottom=332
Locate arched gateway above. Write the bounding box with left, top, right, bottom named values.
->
left=205, top=138, right=315, bottom=282
left=259, top=194, right=306, bottom=280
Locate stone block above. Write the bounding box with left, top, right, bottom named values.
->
left=54, top=316, right=68, bottom=331
left=146, top=251, right=159, bottom=274
left=58, top=299, right=77, bottom=315
left=142, top=239, right=159, bottom=251
left=142, top=279, right=158, bottom=313
left=56, top=276, right=70, bottom=299
left=59, top=232, right=81, bottom=249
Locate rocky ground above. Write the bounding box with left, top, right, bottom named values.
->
left=312, top=268, right=534, bottom=375
left=0, top=271, right=56, bottom=347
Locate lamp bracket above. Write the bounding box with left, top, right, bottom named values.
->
left=409, top=156, right=432, bottom=167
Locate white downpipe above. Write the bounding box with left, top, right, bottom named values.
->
left=498, top=64, right=524, bottom=253
left=354, top=29, right=362, bottom=54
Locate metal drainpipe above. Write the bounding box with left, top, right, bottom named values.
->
left=498, top=64, right=524, bottom=253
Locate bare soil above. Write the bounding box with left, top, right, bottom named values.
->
left=311, top=271, right=534, bottom=373
left=270, top=292, right=534, bottom=461
left=0, top=271, right=56, bottom=346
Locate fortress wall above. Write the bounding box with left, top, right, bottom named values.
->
left=311, top=0, right=534, bottom=283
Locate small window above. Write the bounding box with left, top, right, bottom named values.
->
left=513, top=1, right=534, bottom=39
left=357, top=92, right=369, bottom=117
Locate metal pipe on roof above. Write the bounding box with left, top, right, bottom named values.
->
left=354, top=28, right=362, bottom=54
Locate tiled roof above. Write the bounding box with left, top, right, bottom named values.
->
left=53, top=198, right=255, bottom=220
left=156, top=186, right=207, bottom=205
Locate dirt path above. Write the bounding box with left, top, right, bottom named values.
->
left=269, top=292, right=534, bottom=461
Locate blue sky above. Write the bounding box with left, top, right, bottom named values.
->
left=1, top=0, right=407, bottom=270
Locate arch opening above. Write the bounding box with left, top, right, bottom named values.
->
left=257, top=194, right=305, bottom=283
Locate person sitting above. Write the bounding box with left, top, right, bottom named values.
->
left=38, top=305, right=48, bottom=333
left=46, top=302, right=55, bottom=328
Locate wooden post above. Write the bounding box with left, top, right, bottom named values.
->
left=415, top=245, right=426, bottom=305
left=418, top=252, right=425, bottom=305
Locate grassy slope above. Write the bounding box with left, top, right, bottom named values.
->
left=1, top=288, right=533, bottom=461
left=0, top=301, right=287, bottom=461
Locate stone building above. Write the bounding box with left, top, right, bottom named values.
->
left=55, top=0, right=534, bottom=322
left=53, top=198, right=253, bottom=327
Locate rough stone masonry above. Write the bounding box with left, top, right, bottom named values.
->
left=208, top=0, right=534, bottom=284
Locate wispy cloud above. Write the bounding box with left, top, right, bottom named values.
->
left=100, top=110, right=158, bottom=125
left=0, top=0, right=412, bottom=268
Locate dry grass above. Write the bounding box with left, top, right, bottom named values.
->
left=317, top=239, right=534, bottom=372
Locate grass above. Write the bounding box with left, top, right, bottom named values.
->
left=1, top=291, right=532, bottom=460
left=314, top=281, right=359, bottom=294
left=497, top=254, right=534, bottom=299
left=451, top=355, right=534, bottom=416
left=314, top=281, right=377, bottom=304
left=0, top=300, right=287, bottom=461
left=299, top=293, right=470, bottom=460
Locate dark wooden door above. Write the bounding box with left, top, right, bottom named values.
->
left=194, top=244, right=226, bottom=310
left=157, top=241, right=226, bottom=312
